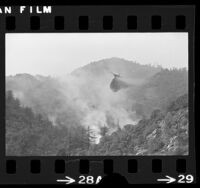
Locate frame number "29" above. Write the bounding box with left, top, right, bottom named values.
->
left=178, top=175, right=194, bottom=183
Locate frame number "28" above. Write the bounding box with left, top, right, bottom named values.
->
left=78, top=175, right=102, bottom=184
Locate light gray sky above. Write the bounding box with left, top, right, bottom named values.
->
left=6, top=33, right=188, bottom=76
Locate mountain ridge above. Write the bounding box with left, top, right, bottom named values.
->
left=71, top=57, right=162, bottom=81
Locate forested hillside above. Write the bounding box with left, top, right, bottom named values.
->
left=6, top=90, right=188, bottom=156
left=6, top=90, right=94, bottom=156
left=91, top=94, right=188, bottom=155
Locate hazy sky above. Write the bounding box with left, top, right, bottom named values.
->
left=6, top=33, right=188, bottom=76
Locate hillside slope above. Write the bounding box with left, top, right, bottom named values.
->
left=128, top=68, right=188, bottom=117
left=92, top=94, right=188, bottom=156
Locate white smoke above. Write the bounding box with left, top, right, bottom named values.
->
left=57, top=73, right=140, bottom=143
left=8, top=67, right=141, bottom=144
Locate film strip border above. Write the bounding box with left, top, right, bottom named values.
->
left=4, top=158, right=188, bottom=174
left=0, top=6, right=195, bottom=32
left=0, top=5, right=196, bottom=184
left=0, top=157, right=196, bottom=184
left=2, top=14, right=187, bottom=31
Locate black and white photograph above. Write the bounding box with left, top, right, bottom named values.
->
left=6, top=33, right=188, bottom=156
